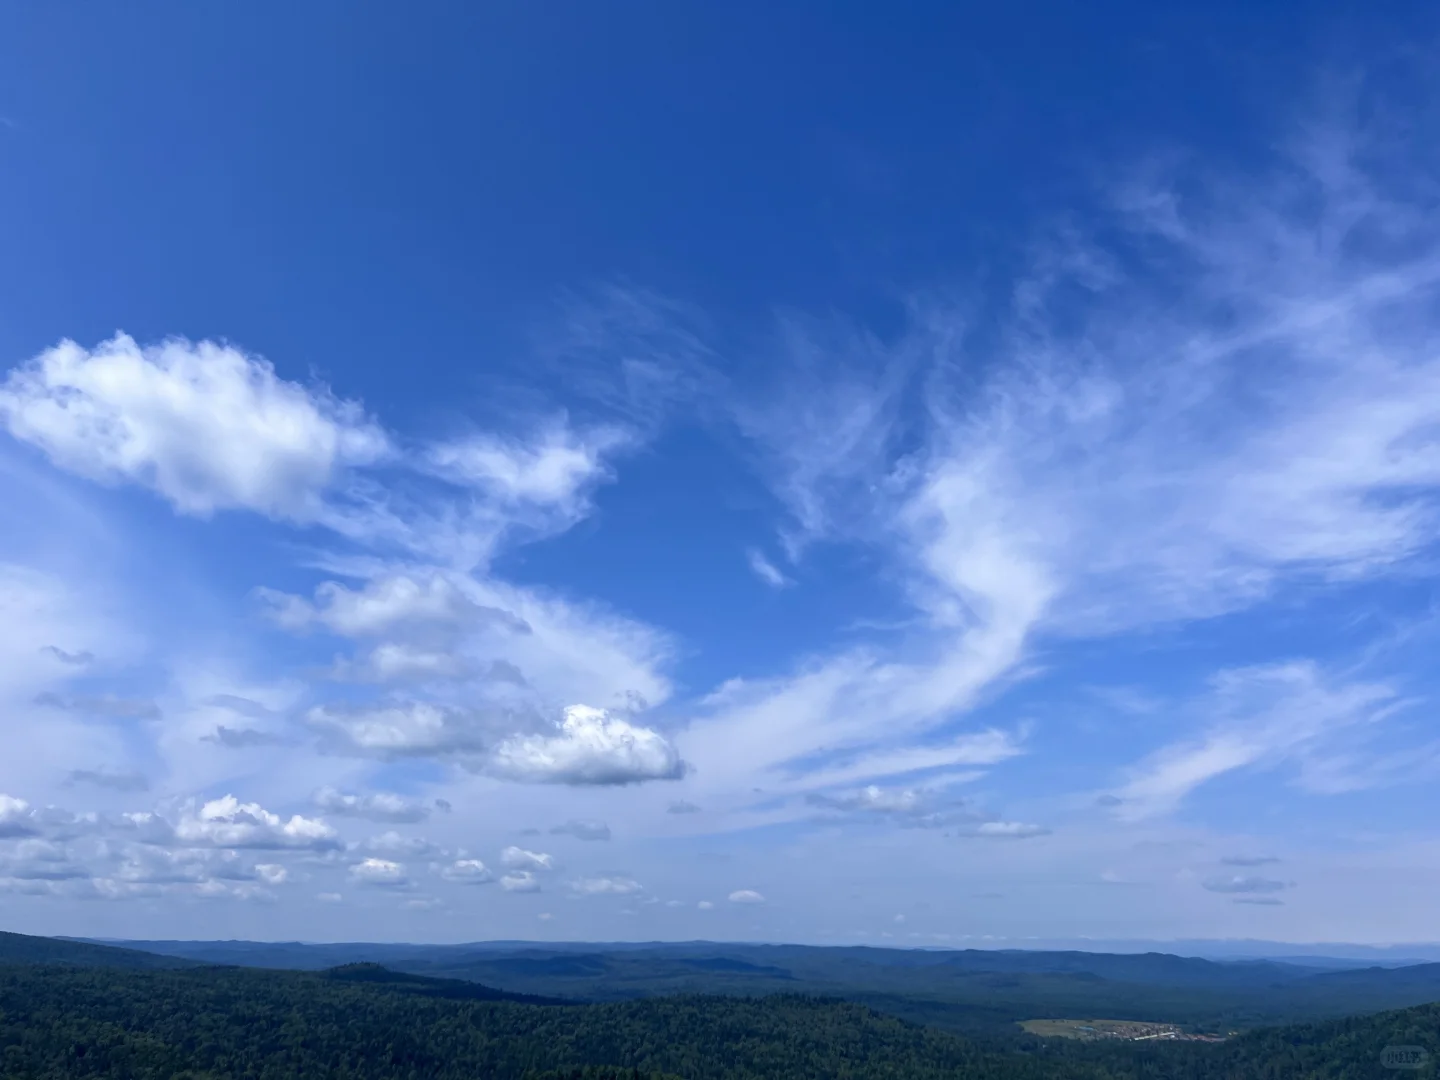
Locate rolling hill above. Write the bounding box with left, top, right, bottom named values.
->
left=1, top=948, right=1439, bottom=1079
left=0, top=930, right=196, bottom=970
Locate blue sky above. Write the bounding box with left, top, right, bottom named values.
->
left=3, top=1, right=1440, bottom=946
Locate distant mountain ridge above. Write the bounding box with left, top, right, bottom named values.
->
left=0, top=930, right=196, bottom=970
left=49, top=933, right=1440, bottom=1035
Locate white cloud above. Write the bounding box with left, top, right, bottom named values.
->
left=960, top=821, right=1050, bottom=840
left=0, top=334, right=387, bottom=519
left=0, top=839, right=89, bottom=882
left=686, top=652, right=1034, bottom=804
left=746, top=548, right=792, bottom=589
left=549, top=819, right=611, bottom=841
left=427, top=422, right=628, bottom=510
left=809, top=785, right=929, bottom=815
left=313, top=787, right=432, bottom=823
left=0, top=794, right=39, bottom=838
left=3, top=835, right=303, bottom=902
left=259, top=574, right=497, bottom=639
left=707, top=110, right=1440, bottom=815
left=170, top=795, right=341, bottom=851
left=728, top=889, right=765, bottom=904
left=569, top=875, right=641, bottom=896
left=794, top=731, right=1020, bottom=792
left=348, top=858, right=408, bottom=887
left=438, top=858, right=494, bottom=884
left=500, top=846, right=554, bottom=872
left=805, top=783, right=1042, bottom=836
left=1111, top=662, right=1397, bottom=819
left=500, top=870, right=541, bottom=893
left=489, top=704, right=685, bottom=785
left=306, top=701, right=490, bottom=759
left=114, top=848, right=243, bottom=885
left=361, top=831, right=442, bottom=859
left=346, top=642, right=473, bottom=682
left=0, top=795, right=100, bottom=842
left=697, top=900, right=714, bottom=910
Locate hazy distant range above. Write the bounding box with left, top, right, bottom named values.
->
left=81, top=935, right=1440, bottom=967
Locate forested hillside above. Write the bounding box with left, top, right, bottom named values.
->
left=0, top=964, right=1108, bottom=1080
left=1, top=959, right=1439, bottom=1080
left=0, top=932, right=194, bottom=970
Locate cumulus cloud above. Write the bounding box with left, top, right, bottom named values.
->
left=34, top=842, right=301, bottom=902
left=549, top=819, right=611, bottom=841
left=569, top=875, right=641, bottom=896
left=438, top=858, right=494, bottom=884
left=728, top=889, right=765, bottom=904
left=808, top=785, right=931, bottom=815
left=0, top=334, right=387, bottom=519
left=500, top=871, right=541, bottom=893
left=313, top=787, right=431, bottom=824
left=164, top=795, right=341, bottom=851
left=286, top=579, right=675, bottom=776
left=500, top=846, right=554, bottom=872
left=697, top=900, right=714, bottom=910
left=113, top=848, right=241, bottom=886
left=0, top=839, right=90, bottom=882
left=349, top=858, right=409, bottom=887
left=489, top=705, right=685, bottom=785
left=806, top=784, right=963, bottom=829
left=0, top=795, right=99, bottom=841
left=361, top=831, right=442, bottom=859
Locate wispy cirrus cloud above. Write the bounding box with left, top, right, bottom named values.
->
left=746, top=548, right=792, bottom=589
left=690, top=88, right=1440, bottom=825
left=1108, top=662, right=1401, bottom=820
